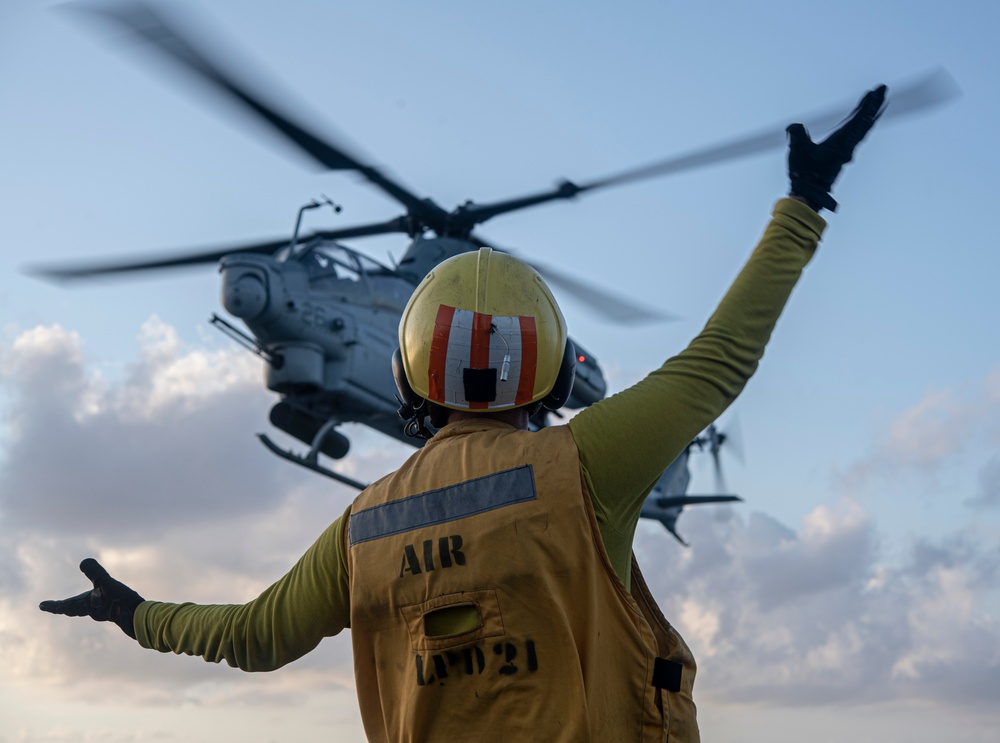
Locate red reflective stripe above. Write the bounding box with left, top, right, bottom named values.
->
left=469, top=312, right=493, bottom=409
left=515, top=316, right=537, bottom=405
left=428, top=305, right=456, bottom=403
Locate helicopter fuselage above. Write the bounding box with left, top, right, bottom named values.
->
left=219, top=235, right=607, bottom=458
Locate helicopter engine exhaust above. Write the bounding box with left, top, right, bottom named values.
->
left=566, top=342, right=606, bottom=408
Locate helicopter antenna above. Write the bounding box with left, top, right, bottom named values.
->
left=291, top=195, right=342, bottom=250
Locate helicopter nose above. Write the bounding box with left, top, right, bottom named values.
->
left=223, top=271, right=269, bottom=319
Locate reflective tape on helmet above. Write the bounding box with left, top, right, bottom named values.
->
left=427, top=305, right=538, bottom=410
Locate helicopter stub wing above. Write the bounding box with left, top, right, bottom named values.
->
left=653, top=494, right=742, bottom=509
left=642, top=494, right=742, bottom=546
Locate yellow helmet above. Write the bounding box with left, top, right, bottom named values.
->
left=395, top=248, right=575, bottom=415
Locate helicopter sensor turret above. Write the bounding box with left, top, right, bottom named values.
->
left=220, top=256, right=271, bottom=321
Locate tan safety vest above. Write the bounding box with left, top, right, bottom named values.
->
left=347, top=419, right=699, bottom=742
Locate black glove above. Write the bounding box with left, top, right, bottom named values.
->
left=39, top=558, right=145, bottom=640
left=787, top=85, right=887, bottom=212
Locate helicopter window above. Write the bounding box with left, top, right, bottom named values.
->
left=308, top=251, right=336, bottom=273
left=309, top=244, right=393, bottom=280
left=303, top=250, right=354, bottom=280
left=275, top=241, right=394, bottom=284
left=352, top=251, right=394, bottom=277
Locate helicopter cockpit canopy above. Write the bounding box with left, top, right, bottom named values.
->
left=277, top=240, right=395, bottom=284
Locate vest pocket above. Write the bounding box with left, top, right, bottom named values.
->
left=401, top=589, right=506, bottom=652
left=424, top=604, right=481, bottom=637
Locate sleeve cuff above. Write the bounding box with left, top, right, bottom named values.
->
left=774, top=197, right=827, bottom=242
left=133, top=600, right=155, bottom=649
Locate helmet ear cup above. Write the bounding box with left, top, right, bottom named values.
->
left=393, top=347, right=434, bottom=439
left=392, top=347, right=422, bottom=411
left=541, top=340, right=576, bottom=411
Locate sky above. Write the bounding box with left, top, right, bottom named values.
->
left=1, top=0, right=998, bottom=741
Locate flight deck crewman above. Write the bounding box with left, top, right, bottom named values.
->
left=40, top=85, right=886, bottom=742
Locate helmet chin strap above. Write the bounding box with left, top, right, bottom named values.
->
left=395, top=394, right=435, bottom=440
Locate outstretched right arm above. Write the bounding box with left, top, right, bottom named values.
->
left=135, top=504, right=352, bottom=671
left=41, top=504, right=353, bottom=672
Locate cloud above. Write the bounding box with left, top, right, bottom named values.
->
left=1, top=320, right=275, bottom=536
left=0, top=318, right=401, bottom=540
left=837, top=369, right=1000, bottom=503
left=2, top=320, right=998, bottom=724
left=882, top=389, right=971, bottom=468
left=0, top=320, right=410, bottom=706
left=635, top=501, right=1000, bottom=709
left=967, top=457, right=1000, bottom=509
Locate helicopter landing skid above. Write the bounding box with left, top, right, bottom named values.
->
left=257, top=420, right=368, bottom=490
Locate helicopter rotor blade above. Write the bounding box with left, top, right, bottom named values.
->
left=470, top=232, right=672, bottom=324
left=311, top=216, right=413, bottom=241
left=580, top=68, right=960, bottom=193
left=66, top=1, right=448, bottom=224
left=711, top=446, right=727, bottom=495
left=720, top=414, right=744, bottom=466
left=703, top=418, right=744, bottom=493
left=27, top=217, right=412, bottom=281
left=451, top=180, right=585, bottom=229
left=27, top=238, right=287, bottom=281
left=531, top=257, right=675, bottom=324
left=454, top=68, right=960, bottom=228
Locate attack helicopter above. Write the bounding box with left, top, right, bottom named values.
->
left=33, top=3, right=959, bottom=526
left=642, top=423, right=742, bottom=546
